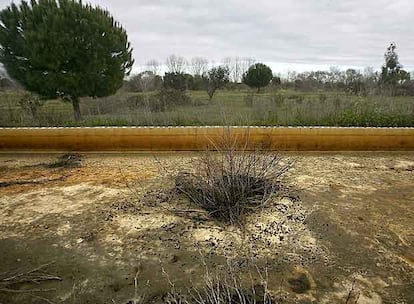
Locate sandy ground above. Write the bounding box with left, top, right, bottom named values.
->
left=0, top=152, right=413, bottom=304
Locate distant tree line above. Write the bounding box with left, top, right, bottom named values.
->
left=124, top=55, right=277, bottom=99
left=126, top=44, right=414, bottom=97
left=280, top=44, right=414, bottom=96
left=124, top=55, right=257, bottom=94
left=280, top=45, right=413, bottom=96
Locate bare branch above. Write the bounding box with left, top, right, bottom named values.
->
left=166, top=55, right=187, bottom=73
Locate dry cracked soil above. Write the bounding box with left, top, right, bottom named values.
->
left=0, top=152, right=413, bottom=304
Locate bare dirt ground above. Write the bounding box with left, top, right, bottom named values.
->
left=0, top=152, right=413, bottom=304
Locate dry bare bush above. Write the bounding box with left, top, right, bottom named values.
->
left=175, top=131, right=292, bottom=224
left=48, top=153, right=82, bottom=168
left=117, top=259, right=276, bottom=304
left=164, top=259, right=274, bottom=304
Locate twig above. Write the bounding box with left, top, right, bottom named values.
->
left=33, top=295, right=56, bottom=304
left=134, top=268, right=140, bottom=300
left=0, top=287, right=56, bottom=293
left=0, top=261, right=61, bottom=295
left=345, top=276, right=360, bottom=304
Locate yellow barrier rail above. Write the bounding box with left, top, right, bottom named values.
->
left=0, top=127, right=413, bottom=151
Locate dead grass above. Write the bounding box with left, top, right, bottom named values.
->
left=162, top=258, right=275, bottom=304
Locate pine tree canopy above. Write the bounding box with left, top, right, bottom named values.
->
left=0, top=0, right=134, bottom=102
left=242, top=63, right=273, bottom=91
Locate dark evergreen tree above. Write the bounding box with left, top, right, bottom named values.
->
left=271, top=76, right=281, bottom=87
left=0, top=0, right=134, bottom=120
left=242, top=63, right=273, bottom=92
left=380, top=43, right=409, bottom=95
left=163, top=72, right=187, bottom=91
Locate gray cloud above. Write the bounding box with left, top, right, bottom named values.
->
left=1, top=0, right=413, bottom=72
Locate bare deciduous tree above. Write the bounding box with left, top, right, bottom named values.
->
left=328, top=66, right=343, bottom=86
left=222, top=57, right=255, bottom=83
left=145, top=59, right=161, bottom=75
left=222, top=57, right=242, bottom=83
left=240, top=57, right=255, bottom=80
left=287, top=70, right=297, bottom=82
left=232, top=57, right=243, bottom=83
left=166, top=55, right=187, bottom=73
left=190, top=57, right=209, bottom=76
left=127, top=71, right=161, bottom=92
left=222, top=57, right=233, bottom=81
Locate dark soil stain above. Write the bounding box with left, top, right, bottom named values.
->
left=288, top=273, right=311, bottom=294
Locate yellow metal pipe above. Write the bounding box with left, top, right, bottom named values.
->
left=0, top=127, right=413, bottom=151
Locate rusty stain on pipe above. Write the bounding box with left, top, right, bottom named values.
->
left=0, top=127, right=413, bottom=151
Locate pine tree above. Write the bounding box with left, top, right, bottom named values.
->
left=0, top=0, right=134, bottom=120
left=242, top=63, right=273, bottom=92
left=380, top=43, right=409, bottom=95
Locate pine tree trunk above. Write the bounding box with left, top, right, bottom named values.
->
left=72, top=98, right=82, bottom=121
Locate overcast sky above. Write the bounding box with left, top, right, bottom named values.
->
left=1, top=0, right=414, bottom=74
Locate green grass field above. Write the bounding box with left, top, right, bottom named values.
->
left=0, top=89, right=413, bottom=127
